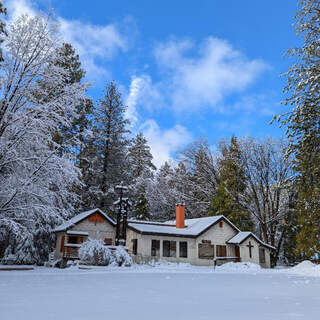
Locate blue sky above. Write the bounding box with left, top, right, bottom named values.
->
left=7, top=0, right=299, bottom=167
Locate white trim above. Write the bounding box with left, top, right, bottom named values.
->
left=66, top=230, right=89, bottom=236
left=64, top=243, right=81, bottom=248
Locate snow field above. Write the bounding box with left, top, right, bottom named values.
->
left=1, top=262, right=320, bottom=320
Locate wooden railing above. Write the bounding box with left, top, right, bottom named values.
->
left=63, top=246, right=79, bottom=259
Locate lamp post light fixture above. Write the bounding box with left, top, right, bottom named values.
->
left=114, top=182, right=129, bottom=246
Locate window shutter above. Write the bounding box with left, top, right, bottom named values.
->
left=60, top=235, right=65, bottom=252
left=222, top=245, right=226, bottom=257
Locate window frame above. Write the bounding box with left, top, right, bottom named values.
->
left=151, top=239, right=160, bottom=257
left=198, top=243, right=214, bottom=259
left=104, top=238, right=113, bottom=246
left=132, top=239, right=138, bottom=255
left=163, top=240, right=177, bottom=258
left=216, top=245, right=227, bottom=257
left=259, top=247, right=266, bottom=264
left=179, top=241, right=188, bottom=258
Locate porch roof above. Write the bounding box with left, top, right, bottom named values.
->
left=227, top=232, right=276, bottom=250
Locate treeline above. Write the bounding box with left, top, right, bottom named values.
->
left=0, top=0, right=320, bottom=266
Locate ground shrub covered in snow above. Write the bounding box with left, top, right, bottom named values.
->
left=79, top=239, right=114, bottom=266
left=113, top=246, right=133, bottom=267
left=79, top=240, right=133, bottom=267
left=215, top=262, right=261, bottom=272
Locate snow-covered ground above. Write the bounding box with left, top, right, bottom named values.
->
left=1, top=262, right=320, bottom=320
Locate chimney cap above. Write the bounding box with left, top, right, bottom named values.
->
left=176, top=203, right=185, bottom=206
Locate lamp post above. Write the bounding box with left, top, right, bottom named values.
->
left=114, top=182, right=128, bottom=246
left=121, top=198, right=132, bottom=245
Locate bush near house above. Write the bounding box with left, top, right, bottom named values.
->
left=79, top=239, right=133, bottom=267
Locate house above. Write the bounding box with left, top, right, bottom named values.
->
left=53, top=208, right=116, bottom=260
left=52, top=205, right=275, bottom=268
left=127, top=204, right=274, bottom=268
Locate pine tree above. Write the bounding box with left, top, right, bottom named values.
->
left=133, top=184, right=150, bottom=220
left=128, top=132, right=156, bottom=180
left=51, top=43, right=88, bottom=150
left=279, top=0, right=320, bottom=258
left=209, top=137, right=254, bottom=231
left=86, top=81, right=130, bottom=211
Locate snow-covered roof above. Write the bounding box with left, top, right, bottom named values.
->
left=227, top=232, right=276, bottom=250
left=227, top=232, right=252, bottom=244
left=128, top=216, right=239, bottom=238
left=54, top=208, right=116, bottom=232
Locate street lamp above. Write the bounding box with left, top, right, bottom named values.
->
left=114, top=182, right=129, bottom=246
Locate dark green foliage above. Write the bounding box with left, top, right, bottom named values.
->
left=133, top=184, right=150, bottom=220
left=86, top=81, right=130, bottom=211
left=209, top=137, right=254, bottom=231
left=128, top=132, right=156, bottom=180
left=280, top=0, right=320, bottom=258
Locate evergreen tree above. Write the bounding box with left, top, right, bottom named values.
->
left=279, top=0, right=320, bottom=258
left=86, top=81, right=130, bottom=211
left=133, top=184, right=150, bottom=220
left=209, top=137, right=254, bottom=231
left=128, top=132, right=156, bottom=180
left=51, top=43, right=88, bottom=150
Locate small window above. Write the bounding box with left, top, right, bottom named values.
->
left=68, top=236, right=78, bottom=244
left=151, top=240, right=160, bottom=257
left=219, top=221, right=223, bottom=228
left=259, top=247, right=266, bottom=264
left=198, top=243, right=214, bottom=259
left=179, top=241, right=188, bottom=258
left=104, top=238, right=112, bottom=246
left=132, top=239, right=138, bottom=255
left=216, top=245, right=227, bottom=257
left=163, top=240, right=176, bottom=257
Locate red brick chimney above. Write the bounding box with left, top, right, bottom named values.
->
left=176, top=204, right=185, bottom=229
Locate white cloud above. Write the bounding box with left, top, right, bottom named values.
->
left=231, top=93, right=279, bottom=116
left=154, top=37, right=269, bottom=111
left=6, top=0, right=36, bottom=20
left=6, top=0, right=129, bottom=80
left=140, top=119, right=192, bottom=168
left=58, top=18, right=127, bottom=79
left=125, top=75, right=162, bottom=126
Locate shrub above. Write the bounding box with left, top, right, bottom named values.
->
left=79, top=239, right=114, bottom=266
left=113, top=246, right=133, bottom=266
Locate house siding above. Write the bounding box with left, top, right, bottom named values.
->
left=239, top=236, right=271, bottom=268
left=127, top=220, right=239, bottom=266
left=53, top=216, right=116, bottom=260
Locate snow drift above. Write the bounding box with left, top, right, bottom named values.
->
left=215, top=262, right=261, bottom=272
left=286, top=260, right=320, bottom=277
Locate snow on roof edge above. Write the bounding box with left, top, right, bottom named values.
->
left=53, top=208, right=115, bottom=232
left=227, top=232, right=276, bottom=250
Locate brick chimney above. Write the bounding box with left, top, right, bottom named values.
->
left=176, top=204, right=185, bottom=229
